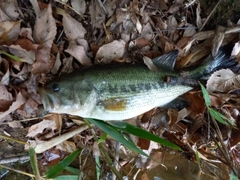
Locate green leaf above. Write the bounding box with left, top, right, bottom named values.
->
left=29, top=147, right=37, bottom=175
left=45, top=148, right=82, bottom=178
left=209, top=108, right=229, bottom=125
left=85, top=118, right=147, bottom=156
left=54, top=175, right=79, bottom=180
left=209, top=108, right=236, bottom=127
left=98, top=133, right=107, bottom=144
left=110, top=121, right=181, bottom=151
left=230, top=172, right=238, bottom=180
left=200, top=83, right=211, bottom=107
left=64, top=166, right=81, bottom=175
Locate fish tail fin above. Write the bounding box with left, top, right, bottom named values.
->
left=189, top=45, right=238, bottom=79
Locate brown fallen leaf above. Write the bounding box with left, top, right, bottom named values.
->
left=7, top=44, right=35, bottom=64
left=0, top=85, right=13, bottom=112
left=71, top=0, right=86, bottom=15
left=212, top=25, right=226, bottom=57
left=207, top=69, right=240, bottom=93
left=0, top=57, right=10, bottom=85
left=14, top=38, right=38, bottom=51
left=0, top=21, right=21, bottom=45
left=96, top=40, right=126, bottom=63
left=0, top=0, right=20, bottom=21
left=61, top=9, right=86, bottom=41
left=33, top=4, right=56, bottom=48
left=31, top=47, right=54, bottom=74
left=65, top=41, right=92, bottom=66
left=0, top=90, right=26, bottom=122
left=20, top=27, right=35, bottom=42
left=26, top=119, right=57, bottom=138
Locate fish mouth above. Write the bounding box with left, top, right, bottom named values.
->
left=39, top=88, right=60, bottom=112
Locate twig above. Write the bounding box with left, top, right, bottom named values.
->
left=199, top=0, right=223, bottom=31
left=112, top=141, right=120, bottom=180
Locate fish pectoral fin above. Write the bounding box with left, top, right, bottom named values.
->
left=97, top=98, right=127, bottom=111
left=151, top=50, right=178, bottom=71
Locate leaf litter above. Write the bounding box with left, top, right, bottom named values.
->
left=0, top=0, right=240, bottom=179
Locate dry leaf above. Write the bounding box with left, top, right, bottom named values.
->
left=196, top=2, right=202, bottom=28
left=0, top=91, right=26, bottom=122
left=231, top=41, right=240, bottom=57
left=143, top=56, right=159, bottom=72
left=31, top=47, right=54, bottom=74
left=212, top=26, right=226, bottom=57
left=33, top=4, right=56, bottom=48
left=51, top=52, right=61, bottom=74
left=207, top=69, right=240, bottom=93
left=26, top=119, right=57, bottom=137
left=24, top=97, right=39, bottom=114
left=0, top=85, right=13, bottom=102
left=20, top=27, right=34, bottom=42
left=183, top=24, right=197, bottom=37
left=14, top=38, right=38, bottom=51
left=62, top=10, right=86, bottom=41
left=89, top=1, right=105, bottom=29
left=0, top=0, right=20, bottom=21
left=0, top=21, right=21, bottom=45
left=192, top=30, right=215, bottom=41
left=65, top=41, right=92, bottom=66
left=96, top=40, right=126, bottom=63
left=0, top=57, right=10, bottom=85
left=141, top=22, right=154, bottom=40
left=55, top=140, right=76, bottom=153
left=7, top=44, right=35, bottom=64
left=71, top=0, right=86, bottom=14
left=61, top=56, right=74, bottom=74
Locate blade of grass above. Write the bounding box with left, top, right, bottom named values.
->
left=85, top=118, right=148, bottom=156
left=95, top=155, right=100, bottom=180
left=200, top=83, right=211, bottom=107
left=110, top=121, right=182, bottom=150
left=44, top=148, right=82, bottom=178
left=0, top=50, right=21, bottom=62
left=53, top=175, right=79, bottom=180
left=29, top=147, right=41, bottom=179
left=209, top=108, right=229, bottom=126
left=64, top=166, right=81, bottom=175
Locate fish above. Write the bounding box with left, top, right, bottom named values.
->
left=39, top=46, right=237, bottom=121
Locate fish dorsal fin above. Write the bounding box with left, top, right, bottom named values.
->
left=152, top=50, right=178, bottom=71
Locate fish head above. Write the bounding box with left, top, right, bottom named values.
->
left=39, top=75, right=85, bottom=114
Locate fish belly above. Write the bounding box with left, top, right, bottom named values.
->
left=87, top=84, right=192, bottom=120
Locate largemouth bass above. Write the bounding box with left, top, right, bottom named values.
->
left=39, top=47, right=237, bottom=120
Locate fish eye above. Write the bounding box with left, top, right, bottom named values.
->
left=52, top=83, right=59, bottom=92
